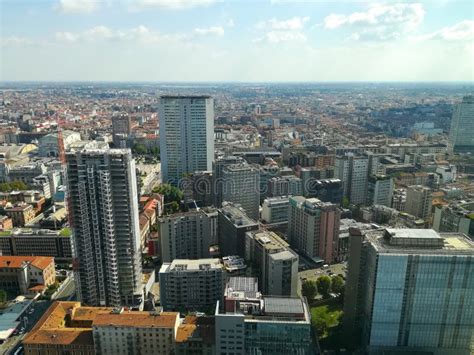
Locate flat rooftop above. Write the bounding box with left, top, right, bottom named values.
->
left=162, top=258, right=224, bottom=272
left=220, top=203, right=258, bottom=226
left=366, top=228, right=474, bottom=255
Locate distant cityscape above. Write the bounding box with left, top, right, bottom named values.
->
left=0, top=82, right=473, bottom=355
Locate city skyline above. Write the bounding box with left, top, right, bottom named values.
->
left=1, top=0, right=473, bottom=82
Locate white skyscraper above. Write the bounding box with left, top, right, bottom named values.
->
left=449, top=95, right=474, bottom=153
left=159, top=95, right=214, bottom=185
left=335, top=155, right=369, bottom=205
left=66, top=148, right=143, bottom=307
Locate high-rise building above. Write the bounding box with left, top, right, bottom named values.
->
left=405, top=185, right=432, bottom=221
left=267, top=175, right=302, bottom=197
left=303, top=178, right=343, bottom=204
left=215, top=294, right=313, bottom=355
left=158, top=208, right=218, bottom=263
left=159, top=95, right=214, bottom=185
left=288, top=196, right=341, bottom=263
left=261, top=196, right=290, bottom=225
left=217, top=202, right=259, bottom=258
left=213, top=156, right=245, bottom=207
left=245, top=230, right=298, bottom=297
left=335, top=155, right=369, bottom=205
left=66, top=148, right=143, bottom=307
left=449, top=95, right=474, bottom=153
left=159, top=258, right=225, bottom=313
left=344, top=228, right=474, bottom=355
left=221, top=163, right=260, bottom=220
left=367, top=175, right=394, bottom=207
left=112, top=112, right=132, bottom=148
left=433, top=201, right=474, bottom=237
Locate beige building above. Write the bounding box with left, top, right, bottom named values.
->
left=0, top=256, right=55, bottom=295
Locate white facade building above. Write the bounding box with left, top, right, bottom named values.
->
left=159, top=95, right=214, bottom=185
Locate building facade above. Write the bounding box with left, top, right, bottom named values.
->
left=159, top=208, right=218, bottom=263
left=217, top=202, right=259, bottom=258
left=159, top=259, right=225, bottom=313
left=367, top=175, right=394, bottom=207
left=449, top=95, right=474, bottom=153
left=66, top=148, right=143, bottom=307
left=335, top=155, right=369, bottom=205
left=344, top=228, right=474, bottom=355
left=405, top=185, right=432, bottom=221
left=245, top=230, right=298, bottom=297
left=288, top=196, right=341, bottom=263
left=159, top=96, right=214, bottom=185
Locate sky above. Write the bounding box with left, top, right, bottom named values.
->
left=1, top=0, right=473, bottom=82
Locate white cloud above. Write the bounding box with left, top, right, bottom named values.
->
left=194, top=26, right=225, bottom=37
left=416, top=20, right=474, bottom=42
left=54, top=25, right=181, bottom=44
left=55, top=0, right=98, bottom=14
left=133, top=0, right=217, bottom=10
left=258, top=16, right=310, bottom=30
left=226, top=18, right=235, bottom=28
left=323, top=3, right=425, bottom=41
left=255, top=16, right=310, bottom=43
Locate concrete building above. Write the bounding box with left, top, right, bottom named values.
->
left=449, top=95, right=474, bottom=153
left=217, top=202, right=259, bottom=258
left=344, top=228, right=474, bottom=355
left=159, top=95, right=214, bottom=185
left=0, top=256, right=55, bottom=296
left=38, top=130, right=81, bottom=157
left=66, top=148, right=143, bottom=307
left=93, top=308, right=180, bottom=355
left=23, top=301, right=180, bottom=355
left=159, top=259, right=225, bottom=313
left=261, top=196, right=290, bottom=225
left=158, top=208, right=218, bottom=263
left=175, top=315, right=215, bottom=355
left=215, top=295, right=313, bottom=355
left=112, top=112, right=132, bottom=148
left=267, top=176, right=302, bottom=198
left=405, top=185, right=432, bottom=221
left=245, top=230, right=298, bottom=297
left=288, top=196, right=341, bottom=263
left=433, top=201, right=474, bottom=237
left=4, top=203, right=36, bottom=227
left=303, top=178, right=343, bottom=204
left=335, top=155, right=369, bottom=205
left=0, top=228, right=72, bottom=262
left=367, top=175, right=394, bottom=207
left=221, top=163, right=260, bottom=220
left=7, top=162, right=47, bottom=185
left=213, top=156, right=245, bottom=207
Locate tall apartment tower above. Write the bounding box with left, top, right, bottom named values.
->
left=111, top=112, right=132, bottom=148
left=66, top=148, right=143, bottom=307
left=158, top=208, right=218, bottom=263
left=344, top=228, right=474, bottom=354
left=335, top=155, right=369, bottom=205
left=245, top=230, right=299, bottom=297
left=288, top=196, right=341, bottom=263
left=449, top=95, right=474, bottom=153
left=159, top=95, right=214, bottom=185
left=221, top=163, right=260, bottom=220
left=405, top=185, right=432, bottom=220
left=218, top=202, right=259, bottom=257
left=213, top=155, right=245, bottom=207
left=367, top=175, right=394, bottom=207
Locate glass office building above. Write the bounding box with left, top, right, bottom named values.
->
left=344, top=228, right=474, bottom=355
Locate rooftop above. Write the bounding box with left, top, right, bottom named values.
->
left=162, top=258, right=224, bottom=273
left=0, top=256, right=54, bottom=270
left=219, top=202, right=258, bottom=227
left=366, top=228, right=474, bottom=255
left=93, top=311, right=178, bottom=328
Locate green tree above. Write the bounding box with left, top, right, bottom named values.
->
left=149, top=146, right=160, bottom=157
left=0, top=289, right=7, bottom=304
left=317, top=275, right=332, bottom=298
left=133, top=143, right=148, bottom=155
left=342, top=196, right=350, bottom=208
left=331, top=275, right=345, bottom=295
left=301, top=280, right=317, bottom=302
left=0, top=181, right=28, bottom=192
left=153, top=184, right=184, bottom=214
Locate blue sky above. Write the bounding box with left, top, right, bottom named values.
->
left=1, top=0, right=473, bottom=81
